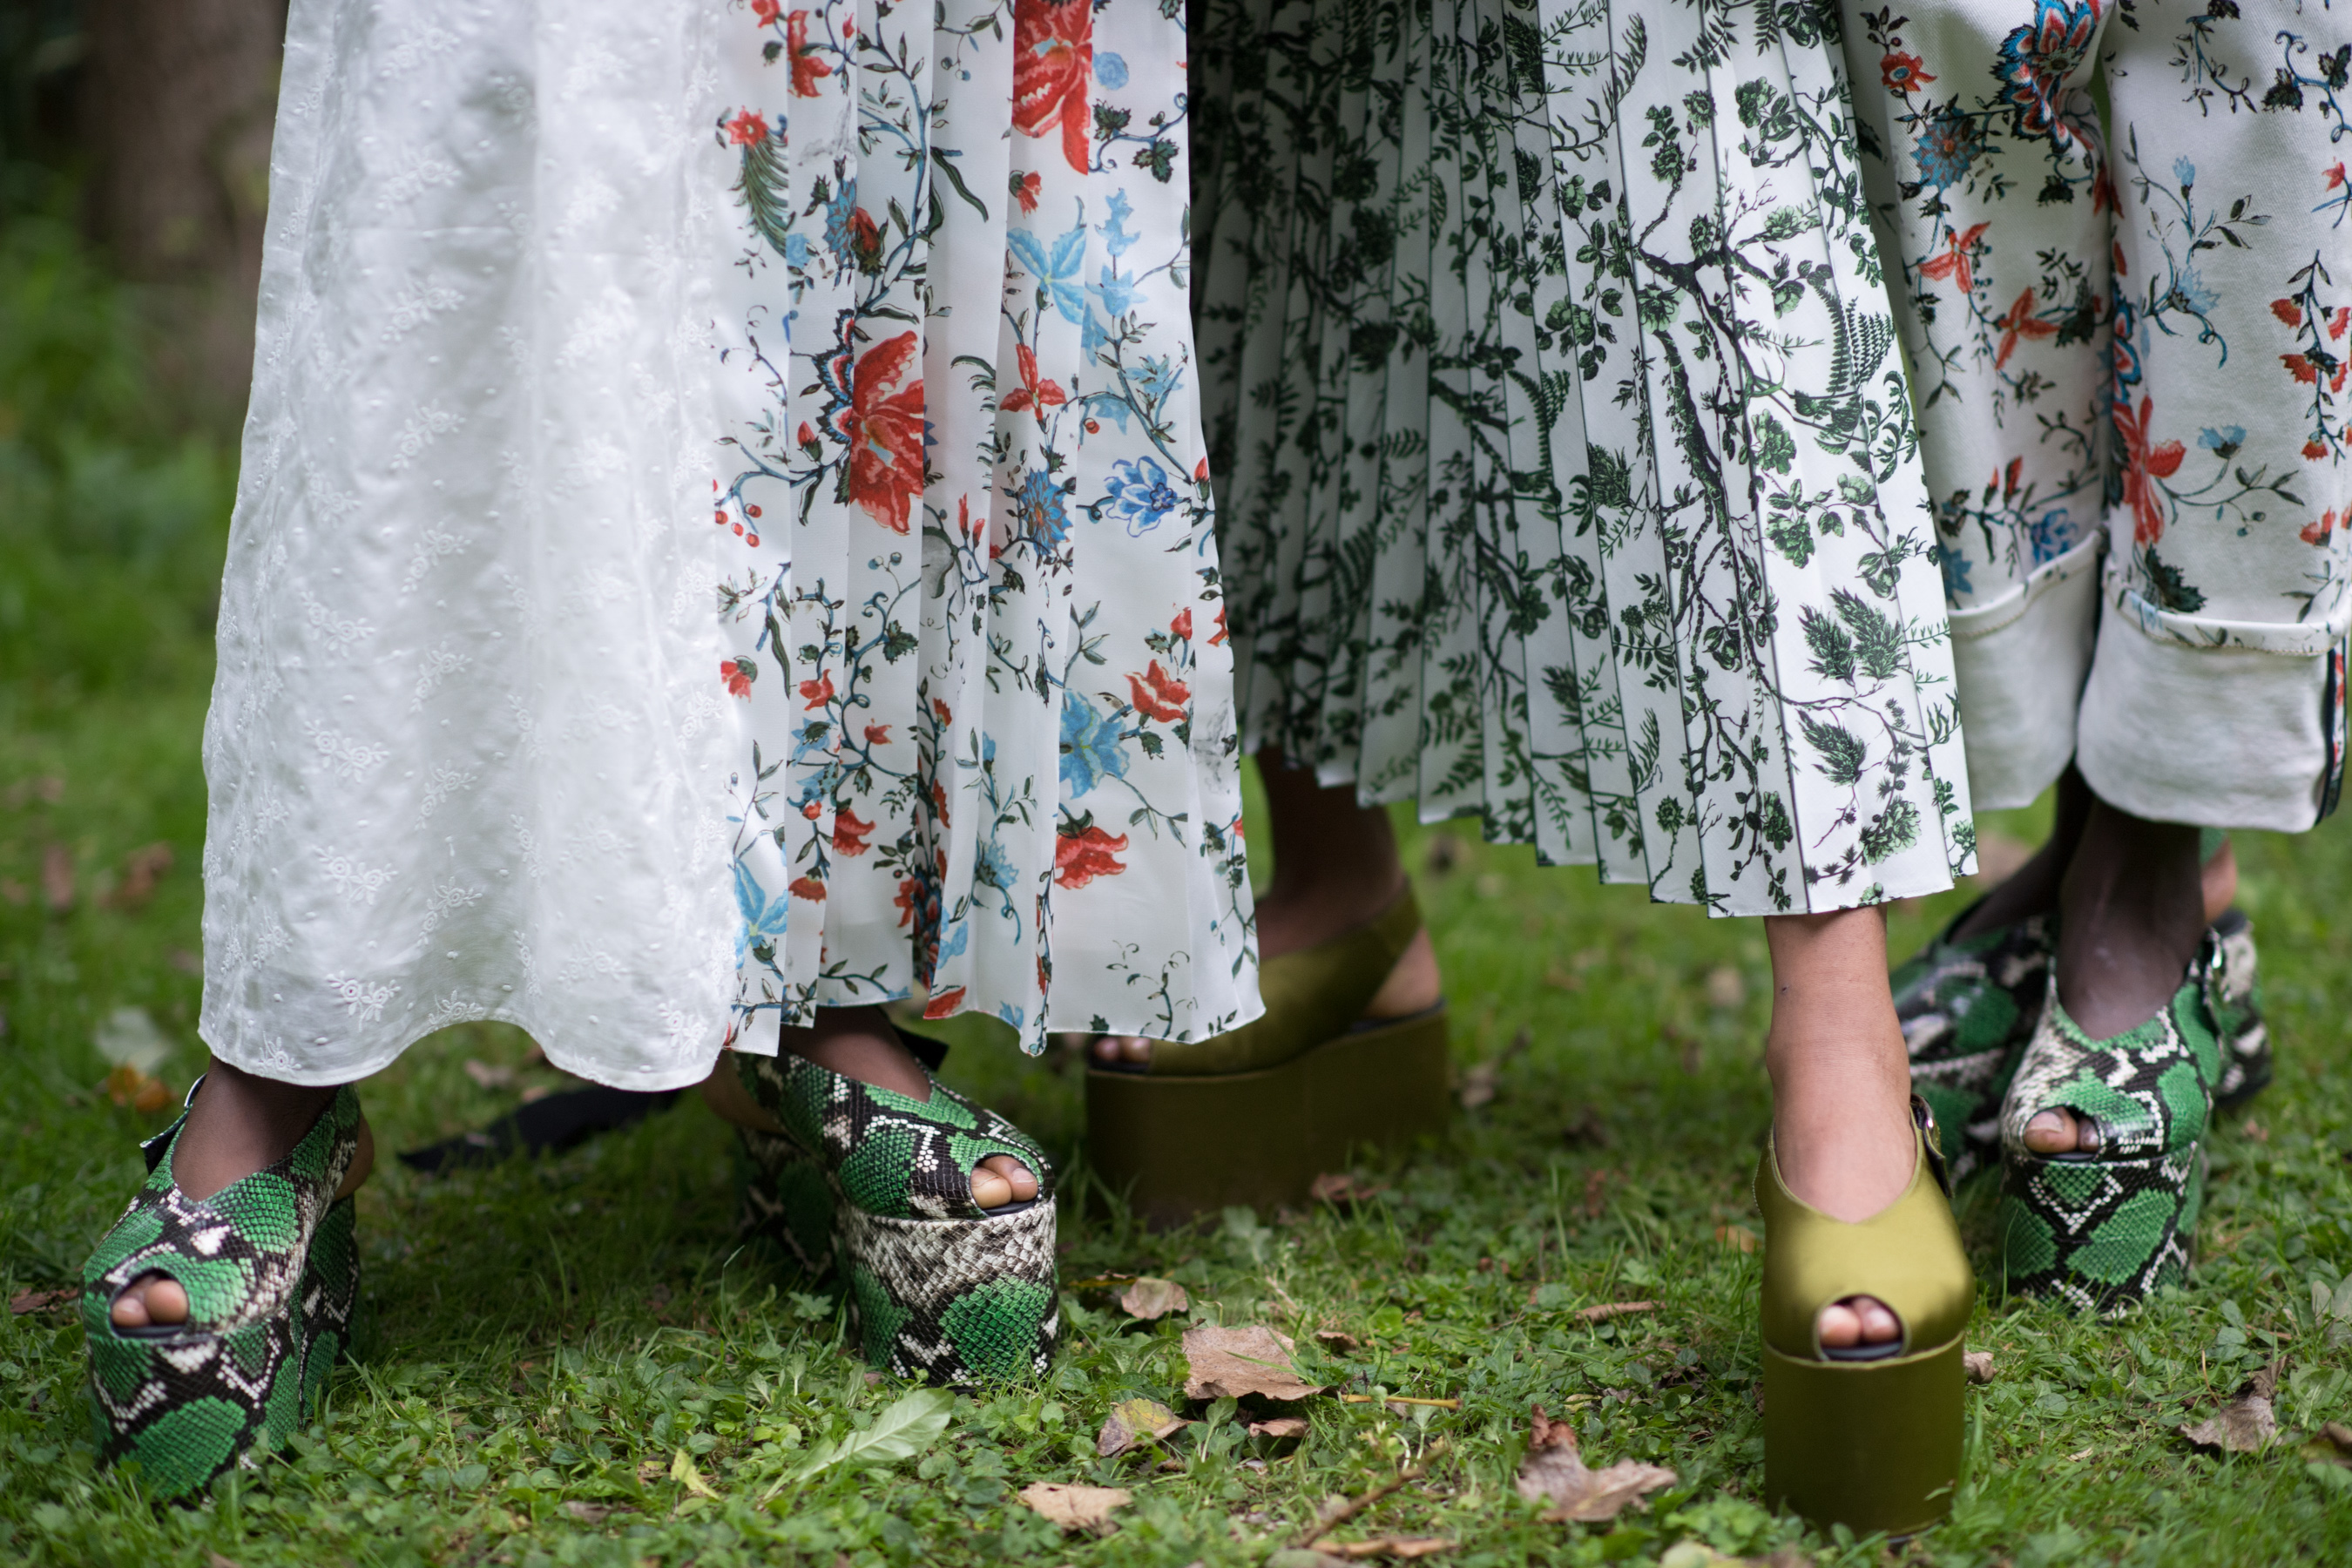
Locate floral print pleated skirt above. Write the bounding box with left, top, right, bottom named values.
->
left=1193, top=0, right=1980, bottom=913
left=200, top=0, right=1254, bottom=1090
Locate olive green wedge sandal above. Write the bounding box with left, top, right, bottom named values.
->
left=1758, top=1096, right=1974, bottom=1536
left=1085, top=884, right=1449, bottom=1224
left=1997, top=925, right=2240, bottom=1312
left=83, top=1081, right=366, bottom=1500
left=734, top=1047, right=1058, bottom=1382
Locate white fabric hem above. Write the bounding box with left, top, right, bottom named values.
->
left=2076, top=610, right=2334, bottom=834
left=1946, top=532, right=2104, bottom=810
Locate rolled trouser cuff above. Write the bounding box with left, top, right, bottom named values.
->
left=1946, top=533, right=2102, bottom=811
left=2076, top=585, right=2345, bottom=833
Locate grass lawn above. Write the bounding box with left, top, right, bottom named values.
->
left=4, top=226, right=2352, bottom=1568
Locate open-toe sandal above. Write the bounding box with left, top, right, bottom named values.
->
left=82, top=1080, right=365, bottom=1499
left=1757, top=1095, right=1974, bottom=1536
left=1998, top=925, right=2241, bottom=1310
left=1085, top=883, right=1448, bottom=1223
left=1896, top=900, right=2267, bottom=1184
left=734, top=1049, right=1057, bottom=1382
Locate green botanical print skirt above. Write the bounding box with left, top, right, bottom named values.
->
left=1193, top=0, right=1977, bottom=912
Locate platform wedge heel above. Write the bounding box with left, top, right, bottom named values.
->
left=1757, top=1095, right=1973, bottom=1536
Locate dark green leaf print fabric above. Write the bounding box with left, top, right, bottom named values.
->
left=1193, top=0, right=1978, bottom=913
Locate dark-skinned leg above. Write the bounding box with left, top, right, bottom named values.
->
left=2023, top=800, right=2207, bottom=1155
left=701, top=1004, right=1037, bottom=1208
left=1950, top=767, right=2235, bottom=943
left=109, top=1060, right=375, bottom=1330
left=1092, top=747, right=1441, bottom=1063
left=1767, top=908, right=1916, bottom=1348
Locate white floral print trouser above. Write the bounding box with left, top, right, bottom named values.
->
left=1842, top=0, right=2352, bottom=828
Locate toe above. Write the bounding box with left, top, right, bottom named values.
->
left=1118, top=1036, right=1152, bottom=1064
left=1092, top=1034, right=1121, bottom=1063
left=110, top=1274, right=189, bottom=1330
left=2023, top=1108, right=2079, bottom=1155
left=1855, top=1296, right=1902, bottom=1344
left=970, top=1167, right=1011, bottom=1209
left=975, top=1153, right=1037, bottom=1206
left=1816, top=1301, right=1861, bottom=1348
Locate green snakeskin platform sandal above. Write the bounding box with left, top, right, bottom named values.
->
left=1758, top=1096, right=1973, bottom=1536
left=1896, top=904, right=2268, bottom=1182
left=1085, top=884, right=1449, bottom=1223
left=82, top=1081, right=365, bottom=1499
left=735, top=1050, right=1057, bottom=1382
left=1997, top=926, right=2238, bottom=1311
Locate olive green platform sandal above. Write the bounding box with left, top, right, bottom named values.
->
left=83, top=1080, right=365, bottom=1499
left=1757, top=1096, right=1973, bottom=1536
left=1085, top=884, right=1449, bottom=1223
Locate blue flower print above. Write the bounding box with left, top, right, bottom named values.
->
left=1059, top=690, right=1130, bottom=797
left=2200, top=425, right=2247, bottom=457
left=1091, top=265, right=1141, bottom=320
left=1017, top=468, right=1072, bottom=549
left=733, top=859, right=790, bottom=959
left=1095, top=52, right=1129, bottom=91
left=1937, top=544, right=1974, bottom=599
left=822, top=175, right=859, bottom=262
left=2026, top=508, right=2080, bottom=567
left=1008, top=216, right=1089, bottom=325
left=1105, top=457, right=1179, bottom=534
left=1913, top=105, right=1986, bottom=190
left=1102, top=189, right=1138, bottom=259
left=1130, top=354, right=1183, bottom=407
left=785, top=232, right=809, bottom=267
left=2173, top=156, right=2196, bottom=190
left=975, top=835, right=1015, bottom=892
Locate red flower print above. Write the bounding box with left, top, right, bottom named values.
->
left=894, top=877, right=921, bottom=927
left=833, top=806, right=875, bottom=856
left=799, top=672, right=836, bottom=709
left=2114, top=395, right=2184, bottom=544
left=788, top=876, right=827, bottom=902
left=727, top=109, right=769, bottom=147
left=1054, top=821, right=1131, bottom=889
left=2308, top=439, right=2332, bottom=460
left=1916, top=222, right=1990, bottom=296
left=1010, top=170, right=1042, bottom=214
left=2274, top=299, right=2306, bottom=327
left=2331, top=163, right=2348, bottom=191
left=2284, top=353, right=2321, bottom=385
left=1171, top=607, right=1193, bottom=641
left=1012, top=0, right=1093, bottom=175
left=2333, top=308, right=2350, bottom=341
left=801, top=799, right=822, bottom=820
left=1209, top=605, right=1228, bottom=646
left=722, top=657, right=757, bottom=698
left=929, top=780, right=951, bottom=824
left=1000, top=342, right=1067, bottom=416
left=1193, top=456, right=1209, bottom=482
left=1127, top=660, right=1191, bottom=722
left=864, top=723, right=892, bottom=746
left=1880, top=51, right=1934, bottom=92
left=931, top=697, right=954, bottom=726
left=923, top=985, right=968, bottom=1018
left=1993, top=287, right=2058, bottom=368
left=2303, top=510, right=2341, bottom=545
left=847, top=206, right=883, bottom=273
left=842, top=331, right=926, bottom=533
left=753, top=0, right=781, bottom=23
left=787, top=11, right=833, bottom=97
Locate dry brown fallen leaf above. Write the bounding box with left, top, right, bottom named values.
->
left=1183, top=1323, right=1323, bottom=1402
left=10, top=1288, right=73, bottom=1317
left=1017, top=1482, right=1132, bottom=1534
left=1248, top=1416, right=1308, bottom=1439
left=1097, top=1397, right=1186, bottom=1457
left=1315, top=1328, right=1362, bottom=1352
left=463, top=1058, right=517, bottom=1091
left=1714, top=1223, right=1760, bottom=1254
left=561, top=1500, right=632, bottom=1524
left=1308, top=1538, right=1456, bottom=1559
left=1514, top=1404, right=1676, bottom=1523
left=1963, top=1351, right=1996, bottom=1383
left=1120, top=1276, right=1190, bottom=1320
left=2180, top=1383, right=2277, bottom=1453
left=1310, top=1173, right=1388, bottom=1206
left=1659, top=1545, right=1813, bottom=1568
left=1572, top=1301, right=1655, bottom=1324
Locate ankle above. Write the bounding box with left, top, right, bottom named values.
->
left=781, top=1007, right=931, bottom=1101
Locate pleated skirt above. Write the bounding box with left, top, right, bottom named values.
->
left=1192, top=0, right=1978, bottom=913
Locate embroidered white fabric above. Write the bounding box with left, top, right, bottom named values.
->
left=201, top=3, right=744, bottom=1089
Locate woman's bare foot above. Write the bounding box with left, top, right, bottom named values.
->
left=1767, top=909, right=1915, bottom=1352
left=1092, top=748, right=1441, bottom=1065
left=2023, top=801, right=2207, bottom=1157
left=109, top=1062, right=371, bottom=1331
left=701, top=1005, right=1037, bottom=1209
